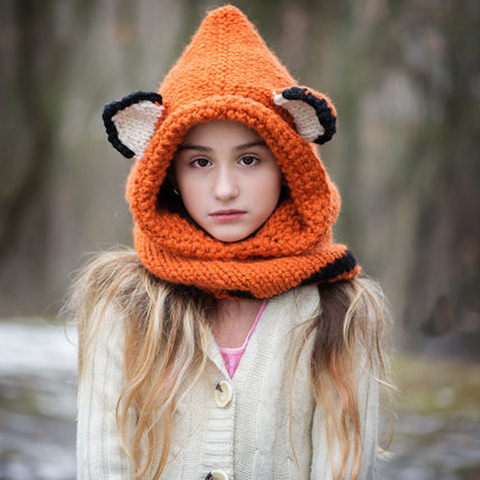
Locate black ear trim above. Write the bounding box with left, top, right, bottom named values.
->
left=102, top=91, right=163, bottom=159
left=281, top=87, right=336, bottom=145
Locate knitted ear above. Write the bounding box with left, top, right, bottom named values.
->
left=103, top=91, right=164, bottom=159
left=273, top=87, right=336, bottom=145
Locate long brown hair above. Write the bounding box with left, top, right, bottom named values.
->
left=70, top=249, right=392, bottom=479
left=289, top=278, right=392, bottom=478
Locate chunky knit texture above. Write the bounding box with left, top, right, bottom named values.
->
left=106, top=5, right=360, bottom=298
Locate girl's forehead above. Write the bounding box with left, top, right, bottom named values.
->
left=182, top=120, right=263, bottom=144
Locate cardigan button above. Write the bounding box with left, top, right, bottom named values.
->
left=214, top=380, right=233, bottom=408
left=205, top=470, right=229, bottom=480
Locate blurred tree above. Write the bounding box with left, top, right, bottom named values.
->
left=380, top=0, right=480, bottom=348
left=0, top=0, right=96, bottom=261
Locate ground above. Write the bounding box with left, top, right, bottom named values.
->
left=0, top=318, right=479, bottom=479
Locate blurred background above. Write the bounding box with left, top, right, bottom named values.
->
left=0, top=0, right=479, bottom=478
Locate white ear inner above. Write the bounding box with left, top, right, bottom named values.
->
left=112, top=101, right=164, bottom=160
left=273, top=93, right=325, bottom=142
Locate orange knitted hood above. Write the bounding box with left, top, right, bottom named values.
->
left=102, top=5, right=360, bottom=299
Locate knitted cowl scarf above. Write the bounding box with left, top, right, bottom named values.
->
left=102, top=5, right=360, bottom=299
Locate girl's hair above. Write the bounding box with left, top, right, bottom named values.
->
left=70, top=249, right=392, bottom=479
left=288, top=275, right=393, bottom=479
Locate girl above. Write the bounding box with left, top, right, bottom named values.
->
left=72, top=5, right=391, bottom=479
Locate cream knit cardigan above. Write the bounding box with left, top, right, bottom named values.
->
left=77, top=285, right=379, bottom=479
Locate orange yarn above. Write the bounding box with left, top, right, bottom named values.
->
left=123, top=5, right=360, bottom=299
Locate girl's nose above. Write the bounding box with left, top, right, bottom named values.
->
left=214, top=166, right=239, bottom=201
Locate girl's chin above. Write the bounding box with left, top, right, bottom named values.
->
left=213, top=234, right=251, bottom=243
left=205, top=227, right=254, bottom=243
left=202, top=218, right=270, bottom=243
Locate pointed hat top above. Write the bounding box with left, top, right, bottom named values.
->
left=160, top=5, right=296, bottom=111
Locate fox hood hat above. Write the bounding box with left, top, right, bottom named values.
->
left=102, top=5, right=360, bottom=299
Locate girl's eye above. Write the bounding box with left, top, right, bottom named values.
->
left=192, top=158, right=210, bottom=168
left=240, top=155, right=259, bottom=166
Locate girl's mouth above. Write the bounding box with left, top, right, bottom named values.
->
left=209, top=209, right=246, bottom=221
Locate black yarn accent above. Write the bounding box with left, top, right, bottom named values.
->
left=225, top=289, right=257, bottom=300
left=224, top=250, right=357, bottom=300
left=280, top=86, right=336, bottom=144
left=102, top=91, right=163, bottom=159
left=300, top=250, right=358, bottom=286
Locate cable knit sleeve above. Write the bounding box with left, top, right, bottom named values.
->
left=77, top=306, right=136, bottom=479
left=310, top=356, right=379, bottom=480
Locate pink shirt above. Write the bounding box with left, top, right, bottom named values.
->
left=218, top=299, right=269, bottom=378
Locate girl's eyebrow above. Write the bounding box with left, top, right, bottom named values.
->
left=177, top=144, right=211, bottom=152
left=178, top=140, right=267, bottom=152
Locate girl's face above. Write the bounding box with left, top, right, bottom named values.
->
left=173, top=121, right=283, bottom=242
